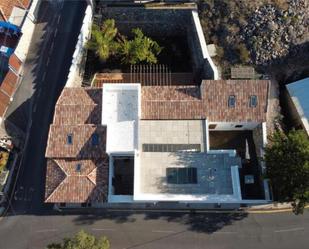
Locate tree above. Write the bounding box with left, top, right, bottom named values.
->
left=118, top=28, right=162, bottom=65
left=46, top=230, right=110, bottom=249
left=264, top=130, right=309, bottom=214
left=86, top=19, right=119, bottom=62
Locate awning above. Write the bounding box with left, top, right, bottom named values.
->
left=0, top=21, right=21, bottom=34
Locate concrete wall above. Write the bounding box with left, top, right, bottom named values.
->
left=102, top=7, right=191, bottom=37
left=189, top=10, right=218, bottom=80
left=66, top=5, right=93, bottom=87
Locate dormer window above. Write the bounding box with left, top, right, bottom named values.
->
left=67, top=134, right=73, bottom=145
left=249, top=95, right=258, bottom=107
left=228, top=95, right=236, bottom=108
left=91, top=133, right=99, bottom=146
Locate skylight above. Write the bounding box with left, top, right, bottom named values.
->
left=67, top=134, right=73, bottom=145
left=76, top=163, right=82, bottom=172
left=92, top=133, right=99, bottom=146
left=249, top=95, right=258, bottom=107
left=228, top=95, right=236, bottom=108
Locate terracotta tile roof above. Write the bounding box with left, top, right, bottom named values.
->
left=0, top=69, right=18, bottom=96
left=45, top=158, right=109, bottom=203
left=53, top=104, right=101, bottom=125
left=9, top=53, right=22, bottom=72
left=0, top=89, right=10, bottom=115
left=0, top=0, right=30, bottom=20
left=56, top=87, right=102, bottom=106
left=45, top=87, right=109, bottom=203
left=201, top=80, right=269, bottom=122
left=46, top=125, right=106, bottom=158
left=142, top=80, right=269, bottom=122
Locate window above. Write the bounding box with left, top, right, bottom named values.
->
left=249, top=95, right=258, bottom=107
left=76, top=163, right=82, bottom=172
left=67, top=134, right=73, bottom=145
left=91, top=133, right=99, bottom=146
left=235, top=125, right=243, bottom=128
left=228, top=95, right=236, bottom=107
left=166, top=168, right=197, bottom=184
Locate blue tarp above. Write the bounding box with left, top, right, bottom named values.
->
left=0, top=21, right=21, bottom=33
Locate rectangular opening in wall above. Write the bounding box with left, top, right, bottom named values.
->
left=208, top=124, right=217, bottom=129
left=235, top=125, right=243, bottom=128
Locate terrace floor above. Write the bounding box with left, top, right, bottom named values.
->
left=209, top=131, right=264, bottom=199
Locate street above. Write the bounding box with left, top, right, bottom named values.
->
left=0, top=210, right=308, bottom=249
left=4, top=0, right=87, bottom=215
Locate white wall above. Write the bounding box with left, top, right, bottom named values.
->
left=191, top=10, right=219, bottom=80
left=66, top=5, right=93, bottom=87
left=208, top=122, right=260, bottom=131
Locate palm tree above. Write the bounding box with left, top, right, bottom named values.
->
left=86, top=19, right=119, bottom=62
left=118, top=28, right=162, bottom=65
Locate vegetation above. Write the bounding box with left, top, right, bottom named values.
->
left=265, top=130, right=309, bottom=214
left=86, top=19, right=119, bottom=62
left=87, top=19, right=162, bottom=65
left=46, top=230, right=110, bottom=249
left=118, top=28, right=162, bottom=64
left=0, top=151, right=9, bottom=174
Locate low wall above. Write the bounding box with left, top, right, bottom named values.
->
left=190, top=10, right=218, bottom=80
left=66, top=5, right=93, bottom=87
left=102, top=6, right=191, bottom=37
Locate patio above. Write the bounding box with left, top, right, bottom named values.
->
left=209, top=131, right=264, bottom=199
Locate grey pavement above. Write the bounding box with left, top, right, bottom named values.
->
left=0, top=210, right=308, bottom=249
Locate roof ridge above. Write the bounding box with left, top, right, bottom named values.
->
left=45, top=160, right=68, bottom=202
left=87, top=167, right=97, bottom=186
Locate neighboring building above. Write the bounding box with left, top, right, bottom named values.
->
left=45, top=80, right=270, bottom=206
left=0, top=0, right=41, bottom=122
left=286, top=77, right=309, bottom=136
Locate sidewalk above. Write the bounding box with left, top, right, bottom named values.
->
left=54, top=201, right=308, bottom=214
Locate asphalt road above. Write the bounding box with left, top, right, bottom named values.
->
left=5, top=0, right=87, bottom=215
left=0, top=210, right=308, bottom=249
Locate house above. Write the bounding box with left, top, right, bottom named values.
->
left=286, top=77, right=309, bottom=136
left=45, top=88, right=109, bottom=205
left=45, top=80, right=270, bottom=207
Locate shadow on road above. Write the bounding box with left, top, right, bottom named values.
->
left=70, top=210, right=248, bottom=234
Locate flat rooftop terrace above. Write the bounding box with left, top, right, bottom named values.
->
left=135, top=120, right=242, bottom=202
